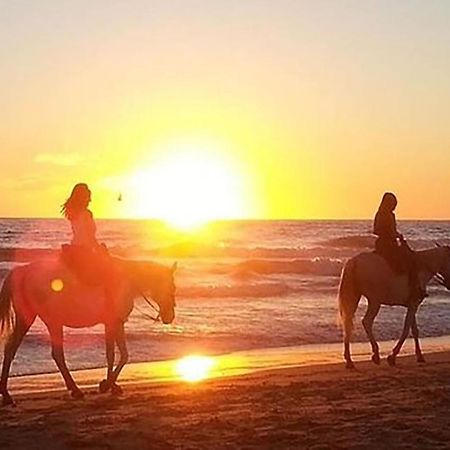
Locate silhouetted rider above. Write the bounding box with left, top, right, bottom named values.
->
left=373, top=192, right=426, bottom=302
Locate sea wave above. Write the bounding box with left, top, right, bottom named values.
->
left=320, top=235, right=375, bottom=248
left=320, top=235, right=450, bottom=250
left=230, top=258, right=343, bottom=277
left=153, top=242, right=356, bottom=259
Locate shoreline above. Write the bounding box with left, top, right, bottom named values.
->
left=8, top=334, right=450, bottom=397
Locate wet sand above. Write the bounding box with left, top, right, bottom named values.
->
left=2, top=341, right=450, bottom=449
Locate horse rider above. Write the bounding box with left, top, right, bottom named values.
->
left=61, top=183, right=115, bottom=290
left=373, top=192, right=426, bottom=303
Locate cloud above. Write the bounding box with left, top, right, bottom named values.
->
left=34, top=152, right=82, bottom=167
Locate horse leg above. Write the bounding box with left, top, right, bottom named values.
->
left=387, top=307, right=416, bottom=366
left=48, top=325, right=84, bottom=399
left=412, top=315, right=425, bottom=363
left=0, top=315, right=35, bottom=406
left=109, top=322, right=128, bottom=395
left=99, top=322, right=117, bottom=394
left=362, top=302, right=381, bottom=365
left=343, top=319, right=354, bottom=370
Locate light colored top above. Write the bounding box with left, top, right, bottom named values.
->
left=70, top=210, right=98, bottom=248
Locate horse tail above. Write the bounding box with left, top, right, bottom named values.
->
left=0, top=271, right=16, bottom=339
left=338, top=257, right=361, bottom=333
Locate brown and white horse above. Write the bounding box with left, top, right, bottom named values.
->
left=338, top=246, right=450, bottom=369
left=0, top=257, right=177, bottom=406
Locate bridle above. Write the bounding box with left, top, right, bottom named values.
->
left=135, top=290, right=161, bottom=322
left=433, top=243, right=450, bottom=290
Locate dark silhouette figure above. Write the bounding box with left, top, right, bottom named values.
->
left=373, top=192, right=425, bottom=302
left=61, top=183, right=111, bottom=285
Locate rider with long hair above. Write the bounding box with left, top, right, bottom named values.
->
left=374, top=192, right=425, bottom=302
left=373, top=192, right=402, bottom=261
left=61, top=183, right=111, bottom=286
left=62, top=183, right=99, bottom=249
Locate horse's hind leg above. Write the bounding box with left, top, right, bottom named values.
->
left=411, top=316, right=425, bottom=363
left=0, top=315, right=35, bottom=406
left=48, top=325, right=84, bottom=399
left=362, top=302, right=381, bottom=365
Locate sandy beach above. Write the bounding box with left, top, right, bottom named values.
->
left=2, top=343, right=450, bottom=450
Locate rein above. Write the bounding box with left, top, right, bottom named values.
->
left=420, top=249, right=449, bottom=289
left=135, top=290, right=161, bottom=322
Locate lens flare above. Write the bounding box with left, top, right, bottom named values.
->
left=175, top=355, right=215, bottom=382
left=51, top=278, right=64, bottom=292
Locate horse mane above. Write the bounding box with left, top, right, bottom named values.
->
left=416, top=246, right=450, bottom=274
left=112, top=257, right=172, bottom=286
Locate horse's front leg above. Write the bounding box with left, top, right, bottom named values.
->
left=99, top=322, right=117, bottom=393
left=48, top=325, right=84, bottom=399
left=412, top=315, right=426, bottom=363
left=387, top=306, right=417, bottom=366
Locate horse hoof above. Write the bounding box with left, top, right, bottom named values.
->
left=387, top=355, right=396, bottom=367
left=99, top=379, right=111, bottom=394
left=417, top=355, right=426, bottom=364
left=2, top=394, right=16, bottom=407
left=371, top=354, right=381, bottom=365
left=111, top=383, right=123, bottom=396
left=71, top=389, right=84, bottom=400
left=345, top=361, right=355, bottom=370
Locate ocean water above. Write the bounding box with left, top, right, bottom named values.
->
left=1, top=218, right=450, bottom=376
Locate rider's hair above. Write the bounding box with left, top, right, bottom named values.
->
left=61, top=183, right=90, bottom=220
left=379, top=192, right=397, bottom=212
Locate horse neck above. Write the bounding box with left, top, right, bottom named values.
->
left=115, top=258, right=167, bottom=287
left=417, top=248, right=447, bottom=275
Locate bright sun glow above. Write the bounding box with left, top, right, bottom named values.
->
left=126, top=140, right=246, bottom=230
left=175, top=355, right=216, bottom=382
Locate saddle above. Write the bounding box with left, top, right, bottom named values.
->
left=374, top=239, right=426, bottom=302
left=61, top=244, right=112, bottom=286
left=374, top=238, right=410, bottom=275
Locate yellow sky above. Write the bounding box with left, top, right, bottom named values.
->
left=1, top=1, right=450, bottom=220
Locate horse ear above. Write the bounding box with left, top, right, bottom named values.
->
left=172, top=262, right=178, bottom=272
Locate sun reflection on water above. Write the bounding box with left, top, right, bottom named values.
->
left=175, top=355, right=216, bottom=382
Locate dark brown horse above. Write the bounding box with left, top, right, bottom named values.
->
left=0, top=257, right=177, bottom=406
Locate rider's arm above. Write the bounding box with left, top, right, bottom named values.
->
left=374, top=211, right=399, bottom=239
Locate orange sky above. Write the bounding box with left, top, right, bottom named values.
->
left=1, top=1, right=450, bottom=220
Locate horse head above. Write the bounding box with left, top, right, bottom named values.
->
left=133, top=261, right=177, bottom=324
left=435, top=244, right=450, bottom=290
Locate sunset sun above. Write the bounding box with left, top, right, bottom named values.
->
left=127, top=142, right=246, bottom=229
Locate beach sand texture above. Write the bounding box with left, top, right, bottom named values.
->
left=2, top=350, right=450, bottom=450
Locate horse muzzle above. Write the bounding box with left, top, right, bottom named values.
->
left=160, top=309, right=175, bottom=325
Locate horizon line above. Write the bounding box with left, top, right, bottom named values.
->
left=0, top=216, right=450, bottom=222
